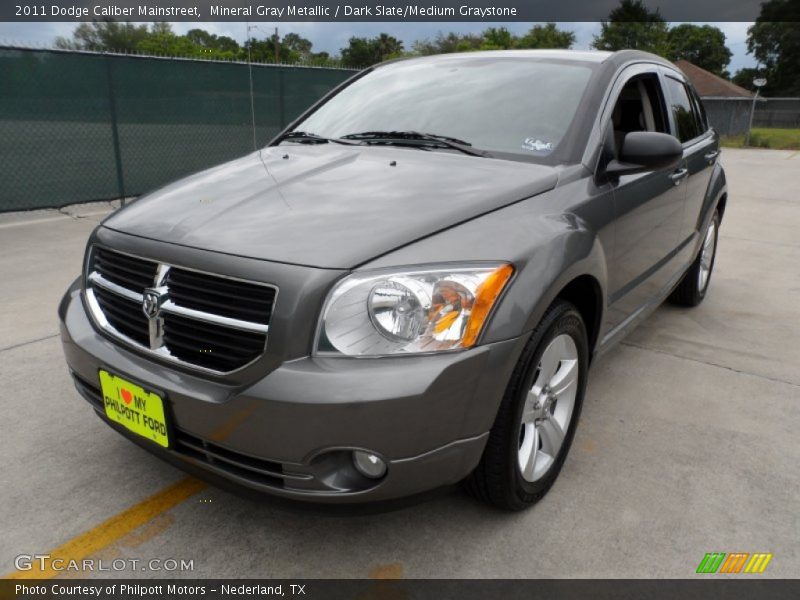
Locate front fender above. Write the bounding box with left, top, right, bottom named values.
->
left=513, top=217, right=608, bottom=340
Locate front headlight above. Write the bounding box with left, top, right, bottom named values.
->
left=316, top=263, right=514, bottom=356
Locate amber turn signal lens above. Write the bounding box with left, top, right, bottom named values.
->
left=462, top=263, right=514, bottom=347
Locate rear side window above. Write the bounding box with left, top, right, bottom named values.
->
left=664, top=76, right=700, bottom=143
left=688, top=85, right=709, bottom=133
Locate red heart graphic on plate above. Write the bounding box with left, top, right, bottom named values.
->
left=121, top=389, right=132, bottom=405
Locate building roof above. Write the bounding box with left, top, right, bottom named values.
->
left=675, top=60, right=754, bottom=98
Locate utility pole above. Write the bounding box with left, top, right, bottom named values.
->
left=274, top=27, right=280, bottom=63
left=745, top=76, right=767, bottom=147
left=245, top=21, right=257, bottom=151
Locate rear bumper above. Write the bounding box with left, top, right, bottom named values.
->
left=59, top=280, right=524, bottom=504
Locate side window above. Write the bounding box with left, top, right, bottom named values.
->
left=663, top=76, right=700, bottom=143
left=610, top=73, right=669, bottom=157
left=688, top=85, right=709, bottom=133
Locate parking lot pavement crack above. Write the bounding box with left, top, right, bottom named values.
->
left=0, top=333, right=59, bottom=353
left=620, top=341, right=800, bottom=389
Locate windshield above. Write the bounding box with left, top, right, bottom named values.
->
left=292, top=57, right=595, bottom=159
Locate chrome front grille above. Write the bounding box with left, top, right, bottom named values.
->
left=93, top=246, right=158, bottom=290
left=92, top=284, right=151, bottom=347
left=85, top=246, right=277, bottom=373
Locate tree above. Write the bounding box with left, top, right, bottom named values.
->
left=412, top=25, right=575, bottom=56
left=244, top=32, right=297, bottom=63
left=340, top=34, right=404, bottom=68
left=185, top=29, right=240, bottom=57
left=517, top=23, right=575, bottom=49
left=136, top=24, right=200, bottom=57
left=732, top=67, right=761, bottom=91
left=592, top=0, right=670, bottom=56
left=54, top=22, right=242, bottom=59
left=667, top=24, right=732, bottom=77
left=243, top=37, right=277, bottom=62
left=373, top=33, right=405, bottom=61
left=411, top=31, right=483, bottom=55
left=282, top=33, right=313, bottom=58
left=480, top=27, right=514, bottom=50
left=747, top=0, right=800, bottom=96
left=340, top=37, right=375, bottom=67
left=239, top=30, right=335, bottom=65
left=55, top=21, right=149, bottom=53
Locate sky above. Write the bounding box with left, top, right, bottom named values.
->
left=0, top=21, right=757, bottom=73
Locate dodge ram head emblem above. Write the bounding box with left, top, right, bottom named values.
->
left=142, top=288, right=167, bottom=319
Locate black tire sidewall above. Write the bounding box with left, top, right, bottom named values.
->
left=697, top=212, right=720, bottom=300
left=506, top=303, right=589, bottom=505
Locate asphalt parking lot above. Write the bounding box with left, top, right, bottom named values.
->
left=1, top=148, right=798, bottom=579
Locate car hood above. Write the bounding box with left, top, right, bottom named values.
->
left=103, top=145, right=559, bottom=269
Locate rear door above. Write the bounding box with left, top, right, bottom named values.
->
left=661, top=72, right=718, bottom=247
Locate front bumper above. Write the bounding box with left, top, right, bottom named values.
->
left=59, top=280, right=524, bottom=504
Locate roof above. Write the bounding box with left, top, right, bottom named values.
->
left=674, top=60, right=754, bottom=98
left=381, top=49, right=677, bottom=72
left=445, top=49, right=614, bottom=63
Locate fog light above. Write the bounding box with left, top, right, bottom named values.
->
left=352, top=450, right=387, bottom=479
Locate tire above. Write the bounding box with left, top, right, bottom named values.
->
left=464, top=300, right=589, bottom=511
left=669, top=211, right=720, bottom=307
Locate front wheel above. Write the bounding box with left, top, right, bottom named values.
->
left=464, top=301, right=588, bottom=510
left=669, top=210, right=720, bottom=307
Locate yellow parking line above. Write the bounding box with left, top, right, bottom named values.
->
left=5, top=477, right=206, bottom=580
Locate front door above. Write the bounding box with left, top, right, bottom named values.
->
left=605, top=72, right=687, bottom=332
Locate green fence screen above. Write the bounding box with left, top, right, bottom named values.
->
left=0, top=47, right=355, bottom=212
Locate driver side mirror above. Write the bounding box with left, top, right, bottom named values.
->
left=606, top=131, right=683, bottom=177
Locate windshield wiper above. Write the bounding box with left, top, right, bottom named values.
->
left=340, top=131, right=490, bottom=157
left=274, top=131, right=357, bottom=146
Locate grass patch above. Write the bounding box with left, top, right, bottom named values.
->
left=721, top=128, right=800, bottom=150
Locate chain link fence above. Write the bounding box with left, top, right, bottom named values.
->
left=754, top=98, right=800, bottom=129
left=0, top=47, right=356, bottom=212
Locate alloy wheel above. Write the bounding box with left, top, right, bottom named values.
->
left=518, top=333, right=580, bottom=482
left=698, top=219, right=717, bottom=291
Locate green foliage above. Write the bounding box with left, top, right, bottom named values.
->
left=731, top=67, right=761, bottom=91
left=136, top=24, right=200, bottom=57
left=185, top=29, right=240, bottom=58
left=52, top=12, right=747, bottom=82
left=55, top=21, right=149, bottom=53
left=517, top=23, right=576, bottom=49
left=481, top=27, right=515, bottom=50
left=243, top=36, right=282, bottom=62
left=340, top=34, right=404, bottom=68
left=592, top=0, right=670, bottom=56
left=411, top=23, right=574, bottom=56
left=747, top=0, right=800, bottom=96
left=244, top=31, right=332, bottom=64
left=721, top=128, right=800, bottom=150
left=667, top=24, right=732, bottom=77
left=54, top=22, right=339, bottom=66
left=411, top=32, right=484, bottom=55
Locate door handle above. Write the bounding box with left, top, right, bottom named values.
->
left=670, top=168, right=689, bottom=186
left=704, top=150, right=720, bottom=163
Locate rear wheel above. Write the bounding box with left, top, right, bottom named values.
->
left=464, top=301, right=588, bottom=510
left=669, top=210, right=720, bottom=307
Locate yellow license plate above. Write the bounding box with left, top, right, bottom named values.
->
left=99, top=370, right=169, bottom=448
